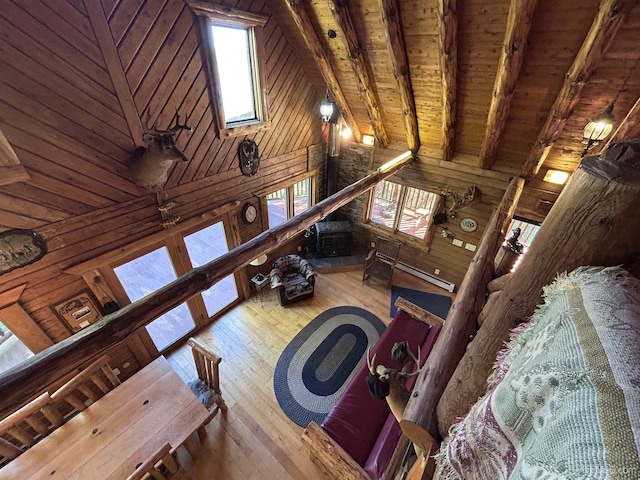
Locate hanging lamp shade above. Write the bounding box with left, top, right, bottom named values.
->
left=320, top=92, right=336, bottom=123
left=581, top=103, right=615, bottom=156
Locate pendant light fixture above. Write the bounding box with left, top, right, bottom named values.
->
left=320, top=30, right=338, bottom=123
left=581, top=57, right=640, bottom=157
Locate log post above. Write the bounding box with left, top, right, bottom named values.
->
left=400, top=176, right=525, bottom=450
left=437, top=141, right=640, bottom=436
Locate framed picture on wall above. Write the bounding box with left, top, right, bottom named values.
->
left=50, top=289, right=103, bottom=333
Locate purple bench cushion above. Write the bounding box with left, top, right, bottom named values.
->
left=321, top=310, right=432, bottom=466
left=363, top=324, right=442, bottom=479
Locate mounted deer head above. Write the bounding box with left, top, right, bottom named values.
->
left=366, top=341, right=425, bottom=423
left=128, top=111, right=192, bottom=192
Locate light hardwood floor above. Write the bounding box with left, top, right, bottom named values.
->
left=166, top=269, right=454, bottom=479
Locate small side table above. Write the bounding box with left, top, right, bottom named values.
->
left=251, top=274, right=270, bottom=302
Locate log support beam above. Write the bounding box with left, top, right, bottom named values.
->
left=440, top=141, right=640, bottom=435
left=329, top=0, right=389, bottom=147
left=379, top=0, right=420, bottom=154
left=479, top=0, right=538, bottom=169
left=284, top=0, right=362, bottom=142
left=437, top=0, right=458, bottom=161
left=0, top=152, right=413, bottom=416
left=521, top=0, right=635, bottom=179
left=400, top=176, right=525, bottom=449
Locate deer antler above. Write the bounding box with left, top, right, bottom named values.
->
left=402, top=346, right=426, bottom=378
left=146, top=109, right=193, bottom=136
left=366, top=348, right=377, bottom=375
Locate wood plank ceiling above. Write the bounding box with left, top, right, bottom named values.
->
left=269, top=0, right=640, bottom=199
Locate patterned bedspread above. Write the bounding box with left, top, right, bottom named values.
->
left=436, top=266, right=640, bottom=479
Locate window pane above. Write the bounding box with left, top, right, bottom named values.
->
left=267, top=188, right=287, bottom=228
left=506, top=218, right=540, bottom=247
left=0, top=320, right=34, bottom=375
left=370, top=181, right=400, bottom=229
left=211, top=25, right=256, bottom=123
left=184, top=222, right=238, bottom=318
left=114, top=247, right=194, bottom=351
left=293, top=178, right=310, bottom=216
left=398, top=188, right=439, bottom=240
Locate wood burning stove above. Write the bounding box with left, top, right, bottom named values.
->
left=315, top=221, right=351, bottom=257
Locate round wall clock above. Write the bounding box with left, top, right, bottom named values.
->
left=242, top=204, right=258, bottom=224
left=460, top=217, right=478, bottom=232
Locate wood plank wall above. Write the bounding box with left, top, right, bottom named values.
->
left=0, top=0, right=323, bottom=384
left=336, top=143, right=511, bottom=286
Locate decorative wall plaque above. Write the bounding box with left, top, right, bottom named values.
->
left=0, top=229, right=47, bottom=275
left=51, top=289, right=103, bottom=333
left=238, top=138, right=260, bottom=176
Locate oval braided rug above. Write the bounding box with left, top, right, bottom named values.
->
left=273, top=306, right=386, bottom=427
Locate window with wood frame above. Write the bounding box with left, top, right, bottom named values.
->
left=266, top=177, right=314, bottom=229
left=367, top=180, right=440, bottom=242
left=189, top=2, right=270, bottom=138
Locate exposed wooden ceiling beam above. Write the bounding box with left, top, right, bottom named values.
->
left=84, top=0, right=145, bottom=149
left=437, top=0, right=457, bottom=161
left=479, top=0, right=538, bottom=169
left=379, top=0, right=419, bottom=153
left=328, top=0, right=389, bottom=147
left=284, top=0, right=362, bottom=142
left=0, top=152, right=413, bottom=415
left=521, top=0, right=636, bottom=179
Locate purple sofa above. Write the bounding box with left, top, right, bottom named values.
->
left=303, top=303, right=442, bottom=480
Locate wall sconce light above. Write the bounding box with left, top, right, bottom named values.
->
left=543, top=169, right=570, bottom=185
left=341, top=126, right=352, bottom=139
left=362, top=134, right=375, bottom=146
left=581, top=103, right=614, bottom=157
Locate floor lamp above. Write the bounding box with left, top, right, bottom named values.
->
left=249, top=254, right=269, bottom=283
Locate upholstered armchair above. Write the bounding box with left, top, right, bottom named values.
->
left=269, top=255, right=317, bottom=306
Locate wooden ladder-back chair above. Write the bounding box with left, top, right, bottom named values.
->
left=187, top=338, right=227, bottom=423
left=126, top=443, right=190, bottom=480
left=0, top=392, right=63, bottom=463
left=51, top=354, right=120, bottom=414
left=363, top=236, right=402, bottom=289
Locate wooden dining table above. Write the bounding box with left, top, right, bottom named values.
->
left=0, top=356, right=210, bottom=480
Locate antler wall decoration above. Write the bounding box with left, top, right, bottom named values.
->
left=443, top=185, right=482, bottom=213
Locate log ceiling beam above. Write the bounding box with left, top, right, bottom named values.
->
left=328, top=0, right=389, bottom=148
left=0, top=152, right=413, bottom=415
left=479, top=0, right=538, bottom=169
left=379, top=0, right=419, bottom=154
left=284, top=0, right=362, bottom=143
left=437, top=0, right=457, bottom=161
left=84, top=0, right=145, bottom=148
left=520, top=0, right=635, bottom=179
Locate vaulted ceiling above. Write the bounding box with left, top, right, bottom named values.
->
left=269, top=0, right=640, bottom=191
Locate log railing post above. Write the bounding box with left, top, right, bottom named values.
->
left=437, top=140, right=640, bottom=436
left=400, top=176, right=525, bottom=450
